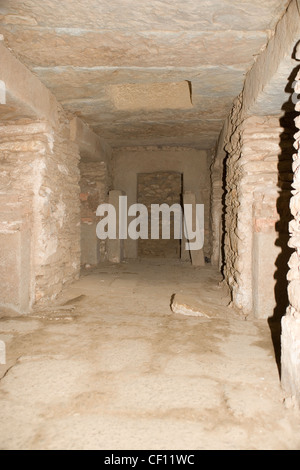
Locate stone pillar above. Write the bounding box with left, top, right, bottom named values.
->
left=181, top=224, right=191, bottom=262
left=80, top=161, right=109, bottom=265
left=0, top=45, right=83, bottom=312
left=0, top=194, right=32, bottom=313
left=183, top=191, right=205, bottom=267
left=0, top=120, right=81, bottom=312
left=223, top=114, right=292, bottom=318
left=210, top=126, right=227, bottom=269
left=252, top=229, right=281, bottom=319
left=107, top=190, right=124, bottom=264
left=281, top=67, right=300, bottom=408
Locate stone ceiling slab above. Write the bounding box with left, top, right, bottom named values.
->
left=0, top=0, right=289, bottom=32
left=107, top=82, right=193, bottom=111
left=89, top=119, right=229, bottom=149
left=61, top=97, right=233, bottom=128
left=0, top=0, right=292, bottom=148
left=250, top=56, right=300, bottom=116
left=29, top=66, right=246, bottom=101
left=2, top=28, right=270, bottom=68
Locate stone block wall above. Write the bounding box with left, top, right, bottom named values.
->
left=113, top=146, right=211, bottom=260
left=210, top=126, right=227, bottom=269
left=0, top=193, right=32, bottom=312
left=0, top=119, right=81, bottom=312
left=281, top=69, right=300, bottom=408
left=221, top=112, right=294, bottom=318
left=79, top=161, right=110, bottom=265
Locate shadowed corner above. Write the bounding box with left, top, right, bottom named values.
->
left=268, top=52, right=300, bottom=379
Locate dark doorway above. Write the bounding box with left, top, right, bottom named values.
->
left=137, top=172, right=183, bottom=259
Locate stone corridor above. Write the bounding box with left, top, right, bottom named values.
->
left=1, top=0, right=300, bottom=450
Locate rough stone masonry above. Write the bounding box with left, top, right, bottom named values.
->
left=281, top=66, right=300, bottom=408
left=0, top=119, right=81, bottom=312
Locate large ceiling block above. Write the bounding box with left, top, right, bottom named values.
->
left=0, top=0, right=292, bottom=148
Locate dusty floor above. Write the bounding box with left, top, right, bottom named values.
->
left=0, top=260, right=300, bottom=450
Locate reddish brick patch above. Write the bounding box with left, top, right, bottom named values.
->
left=80, top=192, right=88, bottom=201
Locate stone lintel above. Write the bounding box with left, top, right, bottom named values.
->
left=70, top=117, right=112, bottom=165
left=0, top=43, right=59, bottom=126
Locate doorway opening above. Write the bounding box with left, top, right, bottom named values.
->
left=137, top=171, right=183, bottom=259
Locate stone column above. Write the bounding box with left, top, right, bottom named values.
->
left=210, top=126, right=227, bottom=269
left=0, top=120, right=81, bottom=312
left=183, top=191, right=205, bottom=267
left=281, top=67, right=300, bottom=408
left=181, top=223, right=191, bottom=262
left=107, top=190, right=125, bottom=264
left=80, top=161, right=109, bottom=266
left=223, top=113, right=291, bottom=319
left=0, top=194, right=32, bottom=313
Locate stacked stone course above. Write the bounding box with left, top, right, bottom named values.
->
left=79, top=161, right=110, bottom=264
left=281, top=69, right=300, bottom=407
left=0, top=119, right=81, bottom=311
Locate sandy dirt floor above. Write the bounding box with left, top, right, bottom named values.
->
left=0, top=259, right=300, bottom=450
